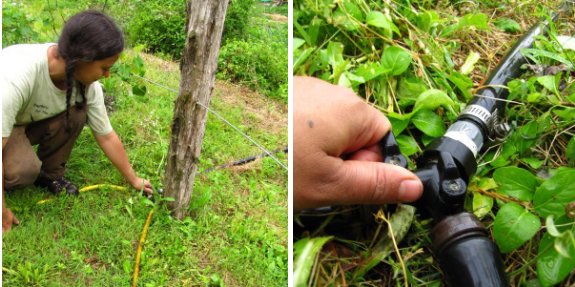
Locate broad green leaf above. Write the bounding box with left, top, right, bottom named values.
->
left=477, top=177, right=498, bottom=190
left=446, top=71, right=473, bottom=100
left=397, top=77, right=427, bottom=107
left=472, top=192, right=494, bottom=219
left=411, top=109, right=445, bottom=137
left=536, top=75, right=559, bottom=95
left=387, top=111, right=410, bottom=135
left=354, top=62, right=385, bottom=83
left=527, top=92, right=543, bottom=103
left=327, top=42, right=348, bottom=83
left=459, top=51, right=480, bottom=75
left=396, top=134, right=419, bottom=156
left=366, top=11, right=391, bottom=31
left=493, top=203, right=541, bottom=253
left=381, top=46, right=412, bottom=76
left=365, top=11, right=400, bottom=36
left=494, top=18, right=521, bottom=33
left=534, top=168, right=575, bottom=218
left=553, top=107, right=575, bottom=120
left=293, top=236, right=332, bottom=287
left=522, top=157, right=544, bottom=169
left=416, top=10, right=440, bottom=33
left=441, top=13, right=489, bottom=37
left=342, top=71, right=365, bottom=86
left=333, top=2, right=363, bottom=31
left=354, top=204, right=415, bottom=278
left=132, top=85, right=147, bottom=96
left=459, top=13, right=489, bottom=31
left=493, top=166, right=539, bottom=202
left=567, top=136, right=575, bottom=164
left=413, top=89, right=455, bottom=113
left=537, top=216, right=575, bottom=287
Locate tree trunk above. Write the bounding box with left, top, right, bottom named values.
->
left=164, top=1, right=229, bottom=219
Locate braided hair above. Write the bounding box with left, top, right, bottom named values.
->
left=57, top=10, right=124, bottom=129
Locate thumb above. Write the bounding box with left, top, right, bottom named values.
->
left=13, top=216, right=20, bottom=225
left=332, top=160, right=423, bottom=205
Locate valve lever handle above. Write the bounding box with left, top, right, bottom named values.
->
left=379, top=133, right=407, bottom=169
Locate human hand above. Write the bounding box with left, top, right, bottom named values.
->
left=130, top=177, right=154, bottom=197
left=2, top=207, right=20, bottom=234
left=294, top=76, right=423, bottom=211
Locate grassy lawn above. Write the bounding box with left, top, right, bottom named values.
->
left=3, top=49, right=288, bottom=286
left=2, top=1, right=288, bottom=284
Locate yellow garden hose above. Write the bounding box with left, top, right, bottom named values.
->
left=132, top=208, right=155, bottom=287
left=33, top=183, right=155, bottom=286
left=36, top=184, right=127, bottom=204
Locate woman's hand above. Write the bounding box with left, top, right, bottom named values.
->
left=3, top=207, right=19, bottom=234
left=130, top=177, right=154, bottom=196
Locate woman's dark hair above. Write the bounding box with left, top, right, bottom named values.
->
left=57, top=10, right=124, bottom=129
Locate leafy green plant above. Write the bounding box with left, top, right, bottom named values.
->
left=218, top=39, right=288, bottom=101
left=102, top=50, right=148, bottom=100
left=223, top=0, right=256, bottom=42
left=294, top=0, right=575, bottom=285
left=2, top=262, right=50, bottom=286
left=2, top=2, right=40, bottom=46
left=217, top=2, right=288, bottom=101
left=124, top=0, right=186, bottom=60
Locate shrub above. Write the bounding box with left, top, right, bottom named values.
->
left=2, top=2, right=39, bottom=47
left=218, top=39, right=287, bottom=101
left=125, top=0, right=186, bottom=60
left=223, top=0, right=256, bottom=43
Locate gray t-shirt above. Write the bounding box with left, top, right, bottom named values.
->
left=1, top=43, right=113, bottom=138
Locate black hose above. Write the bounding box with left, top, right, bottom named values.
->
left=202, top=146, right=288, bottom=174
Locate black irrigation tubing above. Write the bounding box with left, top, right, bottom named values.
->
left=202, top=145, right=288, bottom=174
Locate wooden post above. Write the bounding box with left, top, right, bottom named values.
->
left=164, top=1, right=229, bottom=219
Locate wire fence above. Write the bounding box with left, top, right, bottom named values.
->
left=131, top=74, right=288, bottom=171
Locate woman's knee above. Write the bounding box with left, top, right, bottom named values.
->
left=3, top=159, right=41, bottom=189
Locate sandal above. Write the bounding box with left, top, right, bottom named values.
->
left=35, top=176, right=79, bottom=196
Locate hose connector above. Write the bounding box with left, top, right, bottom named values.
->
left=432, top=212, right=509, bottom=287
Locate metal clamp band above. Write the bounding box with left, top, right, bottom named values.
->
left=461, top=105, right=491, bottom=126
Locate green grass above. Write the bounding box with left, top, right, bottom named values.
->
left=3, top=50, right=287, bottom=287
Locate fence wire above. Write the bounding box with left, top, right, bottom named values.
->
left=131, top=74, right=288, bottom=171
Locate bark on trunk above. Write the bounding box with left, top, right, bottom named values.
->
left=164, top=1, right=229, bottom=219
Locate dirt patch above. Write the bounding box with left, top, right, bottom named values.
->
left=214, top=80, right=287, bottom=136
left=139, top=53, right=178, bottom=73
left=135, top=53, right=287, bottom=137
left=264, top=13, right=288, bottom=23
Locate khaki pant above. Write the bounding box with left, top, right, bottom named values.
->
left=3, top=106, right=87, bottom=189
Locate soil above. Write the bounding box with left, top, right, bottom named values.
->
left=264, top=13, right=288, bottom=23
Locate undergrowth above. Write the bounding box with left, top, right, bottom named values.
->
left=294, top=0, right=575, bottom=286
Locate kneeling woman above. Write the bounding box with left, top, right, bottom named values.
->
left=2, top=10, right=153, bottom=233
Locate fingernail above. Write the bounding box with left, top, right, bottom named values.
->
left=398, top=179, right=423, bottom=202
